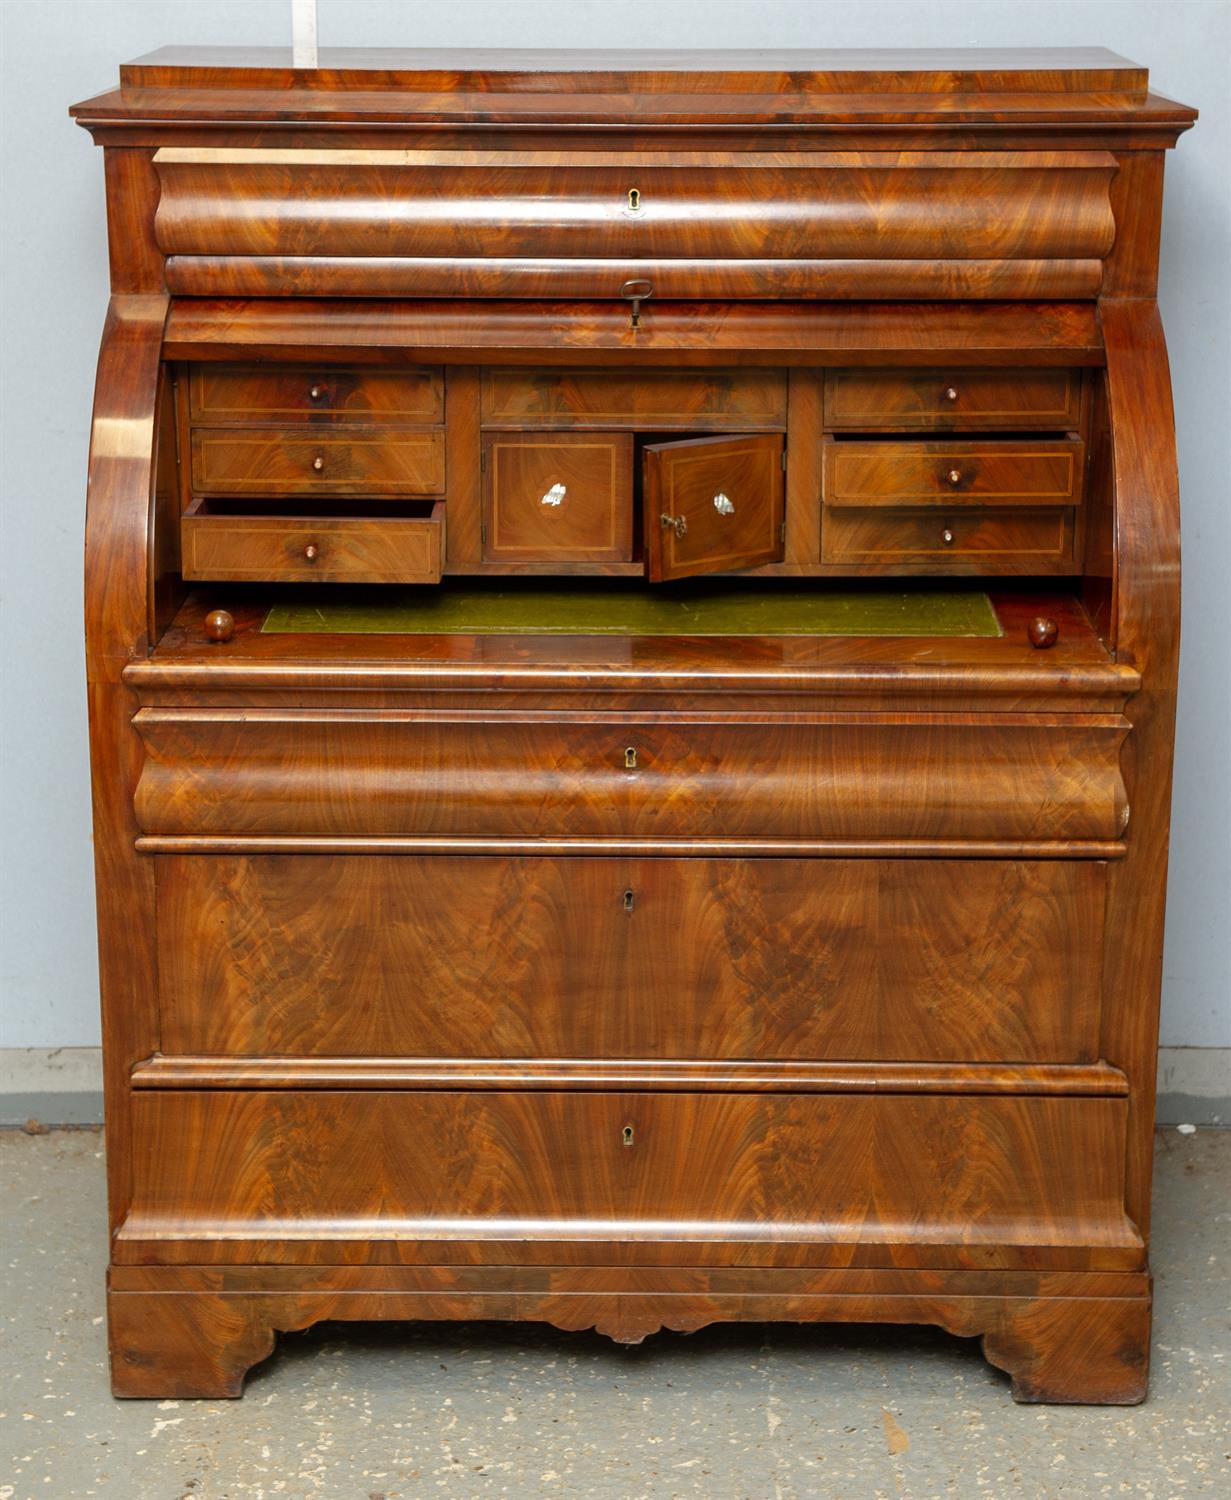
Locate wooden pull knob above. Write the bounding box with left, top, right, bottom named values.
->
left=311, top=455, right=325, bottom=472
left=309, top=383, right=325, bottom=401
left=946, top=468, right=964, bottom=487
left=941, top=528, right=955, bottom=546
left=203, top=609, right=234, bottom=644
left=1028, top=616, right=1060, bottom=649
left=304, top=543, right=320, bottom=563
left=943, top=386, right=959, bottom=403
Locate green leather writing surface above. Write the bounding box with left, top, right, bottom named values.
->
left=262, top=584, right=1001, bottom=637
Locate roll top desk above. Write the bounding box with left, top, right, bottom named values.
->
left=71, top=48, right=1194, bottom=1402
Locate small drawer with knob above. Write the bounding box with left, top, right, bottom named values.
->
left=822, top=437, right=1084, bottom=510
left=188, top=365, right=445, bottom=425
left=823, top=368, right=1082, bottom=431
left=180, top=498, right=444, bottom=583
left=821, top=504, right=1078, bottom=572
left=189, top=427, right=446, bottom=498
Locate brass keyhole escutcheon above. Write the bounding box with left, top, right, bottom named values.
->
left=624, top=746, right=638, bottom=769
left=622, top=1125, right=635, bottom=1147
left=627, top=187, right=641, bottom=212
left=623, top=888, right=635, bottom=914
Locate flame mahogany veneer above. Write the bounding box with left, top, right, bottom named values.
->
left=71, top=48, right=1193, bottom=1402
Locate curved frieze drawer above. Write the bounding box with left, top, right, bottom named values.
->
left=152, top=148, right=1117, bottom=300
left=131, top=710, right=1129, bottom=843
left=117, top=1089, right=1141, bottom=1269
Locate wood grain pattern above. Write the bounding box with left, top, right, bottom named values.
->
left=824, top=368, right=1082, bottom=430
left=482, top=432, right=633, bottom=562
left=180, top=500, right=444, bottom=583
left=73, top=46, right=1191, bottom=1403
left=481, top=368, right=786, bottom=430
left=152, top=855, right=1107, bottom=1063
left=118, top=1090, right=1141, bottom=1263
left=189, top=363, right=443, bottom=423
left=151, top=150, right=1117, bottom=267
left=189, top=426, right=445, bottom=497
left=131, top=709, right=1130, bottom=842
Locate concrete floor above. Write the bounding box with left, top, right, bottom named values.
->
left=0, top=1131, right=1227, bottom=1500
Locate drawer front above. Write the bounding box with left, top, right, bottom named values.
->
left=133, top=711, right=1129, bottom=843
left=821, top=506, right=1077, bottom=572
left=181, top=503, right=443, bottom=583
left=825, top=369, right=1082, bottom=431
left=157, top=855, right=1106, bottom=1064
left=121, top=1089, right=1139, bottom=1267
left=153, top=150, right=1117, bottom=267
left=482, top=369, right=788, bottom=431
left=189, top=364, right=445, bottom=425
left=483, top=432, right=633, bottom=562
left=190, top=428, right=446, bottom=497
left=824, top=439, right=1084, bottom=508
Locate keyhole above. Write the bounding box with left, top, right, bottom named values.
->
left=623, top=888, right=635, bottom=914
left=627, top=187, right=641, bottom=212
left=624, top=746, right=637, bottom=769
left=622, top=1125, right=635, bottom=1147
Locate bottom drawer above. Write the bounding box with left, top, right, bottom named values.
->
left=181, top=498, right=444, bottom=583
left=118, top=1090, right=1141, bottom=1268
left=821, top=505, right=1077, bottom=571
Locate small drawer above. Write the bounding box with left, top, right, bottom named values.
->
left=824, top=369, right=1082, bottom=431
left=822, top=505, right=1077, bottom=572
left=482, top=368, right=788, bottom=431
left=190, top=427, right=446, bottom=497
left=823, top=438, right=1084, bottom=508
left=482, top=432, right=633, bottom=563
left=181, top=499, right=444, bottom=583
left=189, top=365, right=444, bottom=425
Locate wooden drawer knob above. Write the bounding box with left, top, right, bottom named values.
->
left=203, top=608, right=234, bottom=644
left=1028, top=616, right=1060, bottom=649
left=311, top=455, right=325, bottom=472
left=304, top=543, right=320, bottom=563
left=309, top=383, right=325, bottom=401
left=941, top=528, right=955, bottom=546
left=943, top=386, right=959, bottom=403
left=946, top=468, right=964, bottom=487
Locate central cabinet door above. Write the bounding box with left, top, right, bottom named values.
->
left=643, top=434, right=785, bottom=580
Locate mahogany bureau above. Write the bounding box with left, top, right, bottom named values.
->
left=70, top=48, right=1194, bottom=1402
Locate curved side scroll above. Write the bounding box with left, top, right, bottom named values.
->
left=85, top=294, right=168, bottom=680
left=1098, top=301, right=1182, bottom=1240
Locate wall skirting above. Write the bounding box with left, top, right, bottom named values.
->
left=1, top=1046, right=1227, bottom=1128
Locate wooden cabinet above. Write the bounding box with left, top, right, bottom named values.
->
left=73, top=47, right=1192, bottom=1403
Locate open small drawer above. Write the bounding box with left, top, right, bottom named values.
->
left=180, top=498, right=444, bottom=584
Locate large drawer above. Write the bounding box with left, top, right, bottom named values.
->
left=154, top=855, right=1106, bottom=1063
left=132, top=710, right=1129, bottom=843
left=118, top=1089, right=1141, bottom=1268
left=189, top=427, right=446, bottom=497
left=152, top=149, right=1117, bottom=273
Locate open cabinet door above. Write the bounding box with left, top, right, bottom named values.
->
left=643, top=434, right=785, bottom=581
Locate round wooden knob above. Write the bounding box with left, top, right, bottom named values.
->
left=311, top=455, right=325, bottom=472
left=304, top=543, right=319, bottom=562
left=203, top=609, right=234, bottom=644
left=946, top=468, right=964, bottom=487
left=309, top=384, right=324, bottom=401
left=941, top=528, right=955, bottom=546
left=943, top=386, right=959, bottom=403
left=1028, top=616, right=1060, bottom=649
